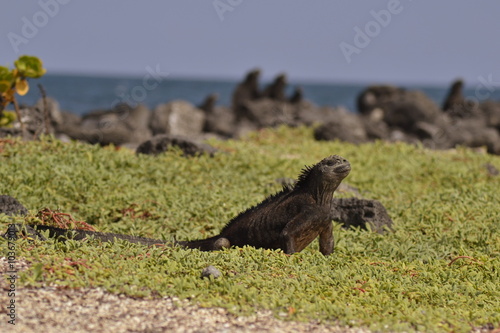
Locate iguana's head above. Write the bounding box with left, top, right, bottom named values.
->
left=294, top=155, right=351, bottom=204
left=317, top=155, right=351, bottom=181
left=296, top=155, right=350, bottom=190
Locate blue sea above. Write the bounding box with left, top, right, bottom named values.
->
left=15, top=74, right=500, bottom=116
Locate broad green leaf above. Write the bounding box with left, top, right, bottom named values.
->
left=0, top=66, right=14, bottom=80
left=0, top=80, right=12, bottom=94
left=0, top=110, right=16, bottom=127
left=0, top=66, right=14, bottom=92
left=14, top=55, right=47, bottom=78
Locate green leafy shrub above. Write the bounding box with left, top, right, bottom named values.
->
left=0, top=55, right=46, bottom=133
left=0, top=128, right=499, bottom=332
left=0, top=55, right=46, bottom=102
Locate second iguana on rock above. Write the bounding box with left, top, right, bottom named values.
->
left=178, top=154, right=351, bottom=255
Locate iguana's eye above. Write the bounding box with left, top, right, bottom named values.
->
left=326, top=160, right=336, bottom=166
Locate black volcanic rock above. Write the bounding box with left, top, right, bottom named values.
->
left=232, top=69, right=261, bottom=112
left=289, top=87, right=304, bottom=104
left=331, top=198, right=393, bottom=233
left=382, top=90, right=442, bottom=133
left=136, top=134, right=218, bottom=157
left=150, top=100, right=205, bottom=137
left=314, top=109, right=367, bottom=144
left=203, top=105, right=236, bottom=138
left=442, top=79, right=465, bottom=112
left=357, top=85, right=442, bottom=135
left=238, top=98, right=297, bottom=128
left=449, top=119, right=500, bottom=154
left=357, top=85, right=405, bottom=115
left=61, top=103, right=152, bottom=146
left=0, top=195, right=28, bottom=216
left=199, top=94, right=236, bottom=138
left=442, top=79, right=482, bottom=119
left=198, top=93, right=218, bottom=114
left=480, top=100, right=500, bottom=130
left=261, top=73, right=287, bottom=101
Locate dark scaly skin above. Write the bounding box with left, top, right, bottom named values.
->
left=180, top=155, right=351, bottom=255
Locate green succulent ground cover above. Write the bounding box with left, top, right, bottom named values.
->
left=1, top=126, right=499, bottom=332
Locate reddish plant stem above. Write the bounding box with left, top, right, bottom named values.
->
left=448, top=256, right=480, bottom=266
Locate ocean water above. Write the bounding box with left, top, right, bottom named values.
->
left=15, top=74, right=500, bottom=116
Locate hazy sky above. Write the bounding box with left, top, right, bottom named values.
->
left=2, top=1, right=500, bottom=85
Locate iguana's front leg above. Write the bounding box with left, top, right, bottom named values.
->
left=280, top=207, right=332, bottom=255
left=318, top=221, right=334, bottom=255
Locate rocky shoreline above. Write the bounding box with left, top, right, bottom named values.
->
left=2, top=69, right=500, bottom=155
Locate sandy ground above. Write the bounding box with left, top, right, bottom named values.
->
left=0, top=257, right=368, bottom=333
left=1, top=257, right=496, bottom=333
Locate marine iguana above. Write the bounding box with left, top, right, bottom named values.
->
left=5, top=155, right=350, bottom=255
left=178, top=154, right=351, bottom=255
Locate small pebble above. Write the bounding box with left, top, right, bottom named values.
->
left=484, top=163, right=499, bottom=176
left=201, top=265, right=222, bottom=279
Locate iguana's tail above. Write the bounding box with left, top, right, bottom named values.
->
left=4, top=224, right=167, bottom=247
left=4, top=224, right=230, bottom=251
left=177, top=236, right=230, bottom=251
